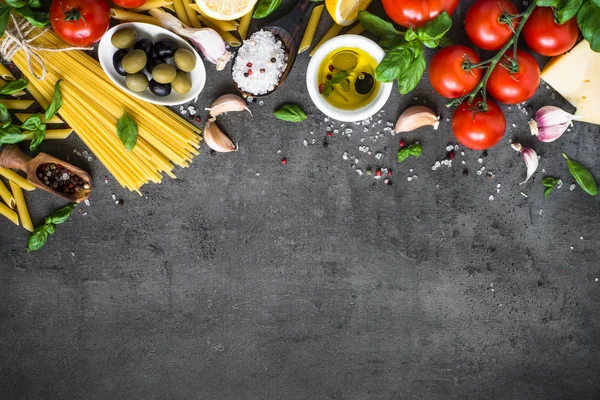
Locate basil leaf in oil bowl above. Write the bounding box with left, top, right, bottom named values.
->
left=563, top=153, right=598, bottom=196
left=274, top=104, right=307, bottom=122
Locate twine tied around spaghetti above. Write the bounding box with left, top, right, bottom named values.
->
left=0, top=14, right=93, bottom=80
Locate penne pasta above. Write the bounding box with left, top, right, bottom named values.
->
left=162, top=4, right=176, bottom=12
left=24, top=129, right=72, bottom=140
left=130, top=0, right=173, bottom=12
left=0, top=168, right=36, bottom=191
left=299, top=4, right=324, bottom=54
left=172, top=0, right=191, bottom=26
left=109, top=9, right=161, bottom=25
left=346, top=23, right=365, bottom=35
left=16, top=113, right=63, bottom=124
left=0, top=179, right=15, bottom=208
left=0, top=64, right=15, bottom=81
left=0, top=201, right=18, bottom=226
left=310, top=23, right=344, bottom=56
left=192, top=5, right=238, bottom=31
left=238, top=11, right=252, bottom=40
left=9, top=181, right=32, bottom=232
left=183, top=2, right=202, bottom=28
left=0, top=99, right=34, bottom=110
left=197, top=16, right=241, bottom=46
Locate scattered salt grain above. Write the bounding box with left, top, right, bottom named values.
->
left=84, top=199, right=90, bottom=206
left=407, top=177, right=412, bottom=181
left=356, top=169, right=363, bottom=176
left=570, top=184, right=576, bottom=191
left=489, top=195, right=494, bottom=201
left=375, top=153, right=382, bottom=160
left=342, top=152, right=348, bottom=160
left=446, top=145, right=454, bottom=151
left=303, top=140, right=308, bottom=146
left=478, top=158, right=483, bottom=163
left=111, top=194, right=116, bottom=201
left=580, top=236, right=584, bottom=240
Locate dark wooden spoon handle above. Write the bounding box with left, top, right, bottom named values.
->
left=0, top=144, right=31, bottom=172
left=270, top=0, right=319, bottom=48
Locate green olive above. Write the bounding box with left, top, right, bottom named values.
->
left=152, top=63, right=177, bottom=84
left=122, top=49, right=147, bottom=74
left=171, top=71, right=192, bottom=94
left=125, top=73, right=149, bottom=92
left=111, top=28, right=138, bottom=49
left=173, top=49, right=196, bottom=72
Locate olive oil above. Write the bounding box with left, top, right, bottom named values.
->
left=318, top=47, right=380, bottom=110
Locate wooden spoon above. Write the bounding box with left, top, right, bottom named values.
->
left=0, top=145, right=92, bottom=203
left=231, top=0, right=318, bottom=98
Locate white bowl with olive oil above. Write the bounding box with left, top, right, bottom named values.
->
left=306, top=35, right=392, bottom=122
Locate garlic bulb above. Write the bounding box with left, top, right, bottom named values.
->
left=203, top=121, right=237, bottom=152
left=394, top=106, right=440, bottom=133
left=149, top=9, right=231, bottom=70
left=206, top=94, right=252, bottom=120
left=529, top=106, right=580, bottom=142
left=511, top=142, right=538, bottom=184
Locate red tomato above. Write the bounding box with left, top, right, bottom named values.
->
left=487, top=50, right=540, bottom=104
left=523, top=6, right=579, bottom=56
left=465, top=0, right=519, bottom=50
left=50, top=0, right=110, bottom=46
left=452, top=98, right=506, bottom=150
left=429, top=45, right=482, bottom=99
left=111, top=0, right=146, bottom=8
left=381, top=0, right=459, bottom=28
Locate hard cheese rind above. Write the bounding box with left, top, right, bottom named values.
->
left=541, top=40, right=600, bottom=125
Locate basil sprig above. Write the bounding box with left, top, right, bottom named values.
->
left=27, top=204, right=77, bottom=252
left=0, top=0, right=49, bottom=38
left=536, top=0, right=600, bottom=52
left=359, top=11, right=452, bottom=94
left=563, top=153, right=598, bottom=196
left=542, top=176, right=561, bottom=199
left=274, top=104, right=307, bottom=122
left=117, top=110, right=138, bottom=151
left=398, top=143, right=422, bottom=163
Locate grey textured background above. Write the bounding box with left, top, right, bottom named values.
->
left=1, top=0, right=600, bottom=399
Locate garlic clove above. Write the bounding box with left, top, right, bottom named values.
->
left=530, top=105, right=580, bottom=142
left=394, top=105, right=440, bottom=133
left=206, top=94, right=252, bottom=119
left=511, top=142, right=538, bottom=184
left=203, top=121, right=237, bottom=152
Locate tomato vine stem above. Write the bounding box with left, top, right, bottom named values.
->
left=446, top=2, right=537, bottom=110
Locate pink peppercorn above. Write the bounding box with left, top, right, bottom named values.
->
left=281, top=157, right=287, bottom=165
left=246, top=62, right=252, bottom=67
left=399, top=140, right=405, bottom=148
left=448, top=151, right=455, bottom=159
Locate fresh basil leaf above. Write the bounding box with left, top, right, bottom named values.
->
left=590, top=0, right=600, bottom=8
left=577, top=0, right=600, bottom=51
left=0, top=103, right=10, bottom=128
left=5, top=0, right=27, bottom=8
left=556, top=0, right=583, bottom=22
left=253, top=0, right=281, bottom=18
left=117, top=110, right=138, bottom=151
left=542, top=176, right=560, bottom=199
left=404, top=28, right=418, bottom=41
left=438, top=36, right=454, bottom=48
left=379, top=34, right=405, bottom=51
left=21, top=113, right=42, bottom=131
left=397, top=50, right=426, bottom=94
left=416, top=11, right=452, bottom=44
left=358, top=10, right=400, bottom=37
left=29, top=124, right=46, bottom=152
left=563, top=152, right=598, bottom=196
left=0, top=78, right=28, bottom=95
left=537, top=0, right=559, bottom=5
left=274, top=104, right=307, bottom=122
left=398, top=143, right=422, bottom=163
left=44, top=80, right=62, bottom=122
left=27, top=226, right=49, bottom=252
left=0, top=124, right=27, bottom=144
left=15, top=6, right=49, bottom=28
left=49, top=203, right=77, bottom=225
left=0, top=5, right=11, bottom=38
left=375, top=45, right=410, bottom=82
left=27, top=0, right=41, bottom=8
left=44, top=223, right=55, bottom=235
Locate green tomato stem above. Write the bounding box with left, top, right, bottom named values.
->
left=446, top=2, right=537, bottom=109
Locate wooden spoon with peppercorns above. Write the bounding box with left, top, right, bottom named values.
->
left=0, top=145, right=92, bottom=203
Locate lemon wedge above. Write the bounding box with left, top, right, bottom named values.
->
left=325, top=0, right=373, bottom=26
left=195, top=0, right=257, bottom=21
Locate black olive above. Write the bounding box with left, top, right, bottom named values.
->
left=134, top=39, right=154, bottom=58
left=355, top=72, right=375, bottom=95
left=113, top=49, right=129, bottom=76
left=153, top=40, right=178, bottom=59
left=145, top=57, right=164, bottom=74
left=149, top=79, right=171, bottom=97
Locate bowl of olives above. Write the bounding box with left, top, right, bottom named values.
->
left=98, top=22, right=206, bottom=106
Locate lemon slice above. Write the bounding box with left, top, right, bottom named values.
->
left=325, top=0, right=373, bottom=26
left=195, top=0, right=257, bottom=21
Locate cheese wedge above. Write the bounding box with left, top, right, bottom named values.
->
left=541, top=40, right=600, bottom=125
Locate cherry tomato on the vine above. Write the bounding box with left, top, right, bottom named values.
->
left=487, top=50, right=540, bottom=104
left=429, top=45, right=482, bottom=99
left=381, top=0, right=459, bottom=28
left=50, top=0, right=110, bottom=46
left=522, top=6, right=579, bottom=56
left=465, top=0, right=519, bottom=50
left=452, top=98, right=506, bottom=150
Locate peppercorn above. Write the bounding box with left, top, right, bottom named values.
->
left=247, top=69, right=253, bottom=76
left=328, top=64, right=335, bottom=71
left=243, top=72, right=249, bottom=78
left=327, top=74, right=332, bottom=80
left=387, top=169, right=392, bottom=176
left=246, top=62, right=252, bottom=68
left=375, top=169, right=382, bottom=177
left=260, top=68, right=266, bottom=73
left=448, top=151, right=455, bottom=159
left=463, top=169, right=469, bottom=176
left=326, top=131, right=332, bottom=137
left=399, top=140, right=405, bottom=148
left=270, top=57, right=276, bottom=63
left=195, top=116, right=201, bottom=123
left=281, top=157, right=287, bottom=165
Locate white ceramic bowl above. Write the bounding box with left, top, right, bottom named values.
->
left=98, top=22, right=206, bottom=106
left=306, top=35, right=392, bottom=122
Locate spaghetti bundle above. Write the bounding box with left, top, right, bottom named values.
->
left=5, top=22, right=201, bottom=193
